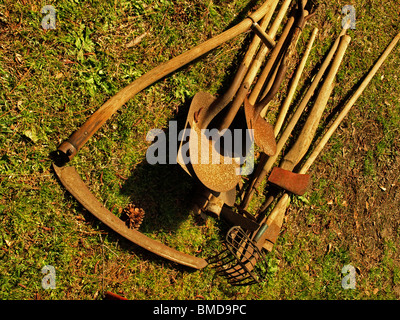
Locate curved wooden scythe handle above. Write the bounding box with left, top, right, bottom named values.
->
left=57, top=0, right=276, bottom=162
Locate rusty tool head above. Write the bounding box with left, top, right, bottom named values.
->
left=244, top=0, right=308, bottom=155
left=177, top=91, right=242, bottom=193
left=267, top=166, right=310, bottom=195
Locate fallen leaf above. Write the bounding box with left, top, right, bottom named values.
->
left=327, top=200, right=334, bottom=205
left=379, top=185, right=387, bottom=192
left=126, top=32, right=148, bottom=48
left=15, top=53, right=23, bottom=64
left=55, top=72, right=63, bottom=79
left=5, top=239, right=13, bottom=247
left=23, top=128, right=39, bottom=143
left=297, top=195, right=310, bottom=204
left=373, top=288, right=379, bottom=295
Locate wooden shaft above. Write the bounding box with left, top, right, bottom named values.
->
left=200, top=0, right=279, bottom=128
left=57, top=0, right=277, bottom=161
left=299, top=32, right=400, bottom=174
left=273, top=27, right=318, bottom=136
left=280, top=34, right=351, bottom=171
left=218, top=0, right=294, bottom=130
left=259, top=32, right=400, bottom=251
left=248, top=16, right=295, bottom=105
left=251, top=22, right=276, bottom=49
left=241, top=28, right=347, bottom=209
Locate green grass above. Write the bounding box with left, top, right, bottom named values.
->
left=1, top=0, right=400, bottom=300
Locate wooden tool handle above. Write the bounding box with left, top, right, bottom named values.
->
left=218, top=0, right=293, bottom=130
left=274, top=27, right=318, bottom=136
left=299, top=32, right=400, bottom=174
left=240, top=28, right=348, bottom=210
left=57, top=0, right=276, bottom=161
left=199, top=0, right=279, bottom=129
left=280, top=34, right=351, bottom=171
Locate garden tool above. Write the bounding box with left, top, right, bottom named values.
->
left=241, top=26, right=349, bottom=210
left=213, top=15, right=317, bottom=232
left=178, top=0, right=294, bottom=194
left=263, top=34, right=352, bottom=196
left=237, top=26, right=318, bottom=200
left=184, top=1, right=300, bottom=217
left=259, top=31, right=400, bottom=251
left=53, top=0, right=279, bottom=270
left=252, top=33, right=351, bottom=235
left=244, top=0, right=309, bottom=155
left=209, top=33, right=352, bottom=285
left=217, top=0, right=294, bottom=130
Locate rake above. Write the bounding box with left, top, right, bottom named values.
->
left=208, top=226, right=268, bottom=286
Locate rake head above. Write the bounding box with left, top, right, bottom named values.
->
left=208, top=226, right=268, bottom=286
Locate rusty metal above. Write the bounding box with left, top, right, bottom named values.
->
left=267, top=167, right=310, bottom=195
left=244, top=0, right=308, bottom=155
left=208, top=226, right=268, bottom=286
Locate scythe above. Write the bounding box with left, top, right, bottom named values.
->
left=53, top=0, right=277, bottom=269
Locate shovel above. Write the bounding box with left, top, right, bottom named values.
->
left=177, top=0, right=292, bottom=193
left=244, top=0, right=309, bottom=155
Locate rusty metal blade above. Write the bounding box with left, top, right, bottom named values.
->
left=268, top=166, right=310, bottom=195
left=53, top=164, right=208, bottom=270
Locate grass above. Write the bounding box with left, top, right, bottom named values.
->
left=1, top=0, right=400, bottom=300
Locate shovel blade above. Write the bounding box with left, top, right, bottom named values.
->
left=252, top=116, right=277, bottom=156
left=244, top=97, right=276, bottom=156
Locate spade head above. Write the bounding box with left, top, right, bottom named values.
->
left=244, top=97, right=277, bottom=156
left=177, top=92, right=241, bottom=193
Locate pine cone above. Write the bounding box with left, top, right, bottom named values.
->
left=121, top=203, right=145, bottom=230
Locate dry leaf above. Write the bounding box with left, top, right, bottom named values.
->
left=23, top=128, right=39, bottom=143
left=126, top=32, right=148, bottom=48
left=5, top=239, right=13, bottom=247
left=15, top=53, right=23, bottom=64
